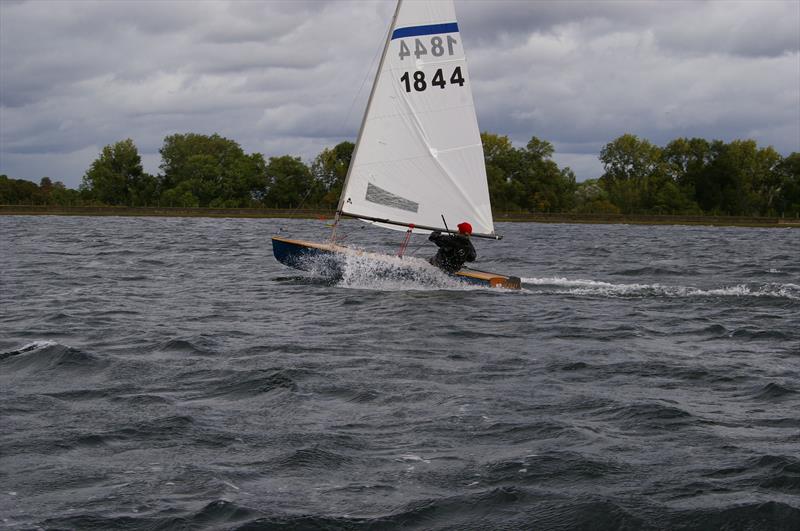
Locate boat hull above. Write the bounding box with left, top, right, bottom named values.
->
left=272, top=236, right=521, bottom=289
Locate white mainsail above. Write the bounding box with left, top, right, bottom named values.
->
left=338, top=0, right=495, bottom=238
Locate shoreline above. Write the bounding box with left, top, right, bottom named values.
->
left=1, top=205, right=798, bottom=228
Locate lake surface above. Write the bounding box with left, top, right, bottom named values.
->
left=1, top=216, right=799, bottom=530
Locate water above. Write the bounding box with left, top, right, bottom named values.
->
left=1, top=216, right=798, bottom=530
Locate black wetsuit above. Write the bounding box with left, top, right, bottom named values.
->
left=428, top=231, right=477, bottom=273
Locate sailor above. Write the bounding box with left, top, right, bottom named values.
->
left=428, top=222, right=477, bottom=273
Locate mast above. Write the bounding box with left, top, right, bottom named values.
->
left=336, top=0, right=403, bottom=215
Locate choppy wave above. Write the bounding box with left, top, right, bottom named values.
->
left=0, top=340, right=59, bottom=359
left=752, top=382, right=798, bottom=401
left=4, top=217, right=799, bottom=531
left=35, top=496, right=800, bottom=531
left=151, top=338, right=218, bottom=357
left=198, top=369, right=300, bottom=400
left=598, top=401, right=698, bottom=431
left=522, top=277, right=800, bottom=300
left=614, top=265, right=698, bottom=276
left=0, top=341, right=106, bottom=373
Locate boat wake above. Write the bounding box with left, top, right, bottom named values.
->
left=300, top=250, right=484, bottom=291
left=521, top=277, right=800, bottom=300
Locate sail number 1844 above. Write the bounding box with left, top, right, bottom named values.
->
left=400, top=67, right=465, bottom=93
left=398, top=36, right=458, bottom=60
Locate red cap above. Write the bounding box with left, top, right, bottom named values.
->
left=457, top=222, right=473, bottom=235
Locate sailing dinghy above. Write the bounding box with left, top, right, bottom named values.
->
left=272, top=0, right=520, bottom=290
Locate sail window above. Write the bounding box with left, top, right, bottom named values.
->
left=365, top=183, right=419, bottom=213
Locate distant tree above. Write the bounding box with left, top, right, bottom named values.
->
left=651, top=180, right=701, bottom=214
left=131, top=173, right=160, bottom=207
left=262, top=155, right=315, bottom=208
left=81, top=139, right=151, bottom=205
left=158, top=133, right=266, bottom=207
left=482, top=132, right=517, bottom=166
left=662, top=137, right=711, bottom=202
left=573, top=179, right=620, bottom=214
left=0, top=175, right=44, bottom=204
left=694, top=139, right=781, bottom=215
left=481, top=132, right=520, bottom=211
left=598, top=134, right=789, bottom=215
left=22, top=176, right=82, bottom=206
left=39, top=177, right=53, bottom=198
left=774, top=152, right=800, bottom=216
left=310, top=141, right=354, bottom=208
left=750, top=145, right=783, bottom=215
left=525, top=136, right=554, bottom=160
left=599, top=134, right=673, bottom=213
left=49, top=181, right=81, bottom=206
left=160, top=186, right=200, bottom=207
left=479, top=132, right=576, bottom=212
left=522, top=137, right=576, bottom=212
left=600, top=134, right=664, bottom=183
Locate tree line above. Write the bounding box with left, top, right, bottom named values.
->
left=2, top=132, right=798, bottom=216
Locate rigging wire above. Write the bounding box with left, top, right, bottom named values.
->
left=330, top=12, right=391, bottom=243
left=343, top=13, right=391, bottom=131
left=283, top=23, right=384, bottom=231
left=277, top=181, right=317, bottom=230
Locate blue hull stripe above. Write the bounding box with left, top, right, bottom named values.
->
left=391, top=22, right=459, bottom=40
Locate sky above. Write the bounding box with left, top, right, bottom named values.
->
left=1, top=0, right=798, bottom=189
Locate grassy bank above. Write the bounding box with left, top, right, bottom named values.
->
left=494, top=211, right=800, bottom=228
left=2, top=205, right=798, bottom=228
left=0, top=205, right=330, bottom=219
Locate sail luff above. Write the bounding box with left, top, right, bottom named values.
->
left=336, top=0, right=403, bottom=214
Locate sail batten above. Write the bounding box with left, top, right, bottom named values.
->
left=340, top=0, right=495, bottom=236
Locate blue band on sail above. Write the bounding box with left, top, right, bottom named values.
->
left=391, top=22, right=459, bottom=40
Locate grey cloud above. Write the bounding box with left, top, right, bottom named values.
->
left=651, top=1, right=799, bottom=57
left=459, top=1, right=638, bottom=40
left=0, top=0, right=797, bottom=188
left=466, top=2, right=798, bottom=158
left=458, top=0, right=798, bottom=57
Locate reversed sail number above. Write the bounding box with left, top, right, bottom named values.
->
left=400, top=67, right=465, bottom=93
left=398, top=36, right=458, bottom=60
